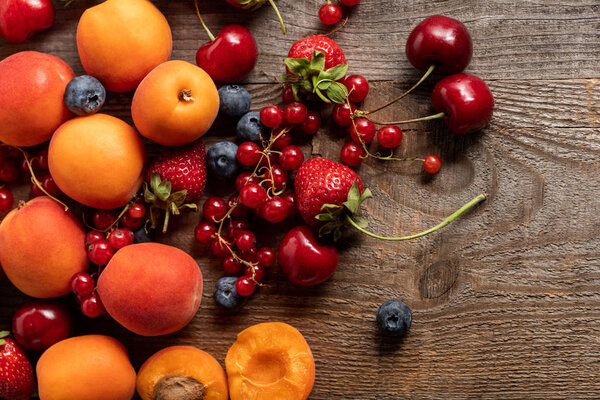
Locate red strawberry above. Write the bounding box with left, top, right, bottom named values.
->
left=0, top=332, right=34, bottom=400
left=288, top=36, right=346, bottom=69
left=147, top=140, right=207, bottom=203
left=294, top=157, right=363, bottom=228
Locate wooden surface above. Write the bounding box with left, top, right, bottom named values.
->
left=2, top=0, right=600, bottom=398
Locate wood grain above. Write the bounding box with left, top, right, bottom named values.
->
left=2, top=0, right=600, bottom=399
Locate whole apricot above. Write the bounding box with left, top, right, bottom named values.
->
left=132, top=60, right=219, bottom=146
left=37, top=335, right=136, bottom=400
left=77, top=0, right=172, bottom=92
left=48, top=114, right=145, bottom=209
left=137, top=346, right=228, bottom=400
left=0, top=51, right=74, bottom=146
left=0, top=196, right=88, bottom=298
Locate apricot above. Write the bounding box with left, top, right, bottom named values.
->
left=137, top=346, right=228, bottom=400
left=48, top=113, right=145, bottom=209
left=0, top=196, right=88, bottom=298
left=225, top=322, right=315, bottom=400
left=97, top=243, right=203, bottom=336
left=77, top=0, right=172, bottom=92
left=131, top=60, right=219, bottom=146
left=0, top=51, right=74, bottom=146
left=37, top=335, right=136, bottom=400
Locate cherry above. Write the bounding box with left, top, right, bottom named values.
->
left=71, top=272, right=95, bottom=297
left=227, top=219, right=251, bottom=239
left=277, top=226, right=339, bottom=286
left=11, top=301, right=72, bottom=351
left=87, top=239, right=115, bottom=265
left=121, top=213, right=144, bottom=230
left=92, top=209, right=115, bottom=230
left=300, top=111, right=322, bottom=135
left=80, top=293, right=105, bottom=318
left=196, top=24, right=258, bottom=84
left=30, top=180, right=44, bottom=197
left=239, top=247, right=258, bottom=263
left=257, top=247, right=276, bottom=267
left=349, top=118, right=376, bottom=144
left=260, top=105, right=284, bottom=128
left=281, top=192, right=297, bottom=217
left=265, top=164, right=288, bottom=190
left=85, top=230, right=104, bottom=246
left=284, top=102, right=308, bottom=125
left=332, top=102, right=357, bottom=127
left=0, top=187, right=13, bottom=212
left=236, top=142, right=262, bottom=166
left=20, top=157, right=31, bottom=173
left=128, top=203, right=146, bottom=219
left=406, top=15, right=472, bottom=75
left=202, top=197, right=228, bottom=222
left=343, top=75, right=370, bottom=103
left=279, top=146, right=304, bottom=171
left=340, top=0, right=360, bottom=5
left=35, top=148, right=49, bottom=170
left=194, top=221, right=216, bottom=244
left=340, top=142, right=365, bottom=167
left=223, top=256, right=242, bottom=274
left=235, top=172, right=259, bottom=192
left=423, top=154, right=442, bottom=174
left=319, top=3, right=343, bottom=25
left=0, top=0, right=55, bottom=43
left=244, top=264, right=264, bottom=282
left=211, top=238, right=231, bottom=258
left=262, top=197, right=289, bottom=223
left=0, top=161, right=19, bottom=183
left=240, top=183, right=268, bottom=209
left=271, top=129, right=293, bottom=150
left=235, top=276, right=256, bottom=296
left=377, top=125, right=403, bottom=148
left=431, top=73, right=494, bottom=135
left=235, top=231, right=256, bottom=251
left=40, top=174, right=60, bottom=197
left=282, top=85, right=295, bottom=104
left=108, top=228, right=134, bottom=249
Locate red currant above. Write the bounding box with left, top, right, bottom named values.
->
left=271, top=129, right=293, bottom=150
left=235, top=276, right=256, bottom=296
left=202, top=197, right=228, bottom=222
left=340, top=142, right=365, bottom=167
left=35, top=149, right=49, bottom=170
left=223, top=256, right=242, bottom=274
left=85, top=230, right=104, bottom=246
left=121, top=214, right=144, bottom=230
left=349, top=118, right=376, bottom=144
left=244, top=264, right=265, bottom=282
left=319, top=3, right=343, bottom=25
left=423, top=154, right=442, bottom=174
left=343, top=75, right=370, bottom=102
left=211, top=237, right=231, bottom=258
left=279, top=146, right=304, bottom=171
left=0, top=161, right=19, bottom=183
left=108, top=228, right=134, bottom=249
left=236, top=142, right=262, bottom=166
left=262, top=197, right=289, bottom=223
left=0, top=188, right=14, bottom=212
left=235, top=231, right=256, bottom=251
left=227, top=219, right=251, bottom=238
left=194, top=222, right=216, bottom=244
left=40, top=174, right=61, bottom=197
left=239, top=247, right=258, bottom=262
left=259, top=152, right=279, bottom=168
left=71, top=272, right=95, bottom=297
left=235, top=172, right=259, bottom=193
left=260, top=105, right=284, bottom=128
left=257, top=247, right=276, bottom=267
left=265, top=164, right=288, bottom=190
left=239, top=183, right=268, bottom=209
left=281, top=192, right=297, bottom=217
left=87, top=239, right=115, bottom=265
left=282, top=85, right=296, bottom=103
left=377, top=125, right=403, bottom=148
left=92, top=209, right=115, bottom=230
left=80, top=293, right=105, bottom=318
left=300, top=111, right=322, bottom=135
left=283, top=102, right=308, bottom=125
left=228, top=195, right=250, bottom=218
left=341, top=0, right=360, bottom=5
left=128, top=203, right=146, bottom=219
left=332, top=102, right=357, bottom=127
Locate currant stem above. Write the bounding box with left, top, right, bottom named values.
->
left=366, top=111, right=446, bottom=126
left=194, top=0, right=215, bottom=41
left=267, top=0, right=287, bottom=35
left=346, top=193, right=487, bottom=241
left=359, top=64, right=436, bottom=116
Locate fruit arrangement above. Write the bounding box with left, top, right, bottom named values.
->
left=0, top=2, right=494, bottom=398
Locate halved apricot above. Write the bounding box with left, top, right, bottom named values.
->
left=136, top=346, right=228, bottom=400
left=225, top=322, right=315, bottom=400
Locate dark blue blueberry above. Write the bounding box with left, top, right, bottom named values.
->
left=63, top=75, right=106, bottom=116
left=218, top=85, right=251, bottom=119
left=376, top=299, right=412, bottom=337
left=134, top=228, right=153, bottom=243
left=236, top=111, right=269, bottom=144
left=206, top=141, right=240, bottom=180
left=214, top=276, right=247, bottom=309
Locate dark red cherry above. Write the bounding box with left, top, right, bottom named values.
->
left=11, top=301, right=73, bottom=351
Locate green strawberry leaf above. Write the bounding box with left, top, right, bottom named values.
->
left=319, top=221, right=339, bottom=236
left=169, top=202, right=180, bottom=215
left=352, top=215, right=369, bottom=229
left=315, top=213, right=335, bottom=222
left=156, top=180, right=171, bottom=202
left=326, top=82, right=349, bottom=104
left=144, top=184, right=156, bottom=203
left=179, top=203, right=198, bottom=211
left=309, top=51, right=326, bottom=74
left=150, top=172, right=162, bottom=192
left=333, top=227, right=343, bottom=242
left=170, top=190, right=188, bottom=205
left=284, top=57, right=311, bottom=76
left=291, top=84, right=300, bottom=101
left=324, top=63, right=348, bottom=81
left=314, top=87, right=331, bottom=103
left=317, top=80, right=333, bottom=90
left=360, top=188, right=373, bottom=203
left=343, top=180, right=361, bottom=214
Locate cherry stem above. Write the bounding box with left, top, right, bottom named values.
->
left=346, top=193, right=487, bottom=241
left=194, top=0, right=215, bottom=41
left=366, top=111, right=446, bottom=126
left=267, top=0, right=286, bottom=35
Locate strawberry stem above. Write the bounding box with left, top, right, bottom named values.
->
left=366, top=111, right=446, bottom=126
left=345, top=193, right=486, bottom=241
left=267, top=0, right=286, bottom=35
left=194, top=0, right=215, bottom=41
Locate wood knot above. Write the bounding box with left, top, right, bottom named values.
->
left=419, top=260, right=458, bottom=299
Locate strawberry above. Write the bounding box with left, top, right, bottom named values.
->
left=0, top=332, right=34, bottom=400
left=288, top=36, right=346, bottom=70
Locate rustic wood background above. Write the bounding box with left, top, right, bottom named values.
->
left=2, top=0, right=600, bottom=398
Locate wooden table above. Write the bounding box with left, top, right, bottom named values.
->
left=2, top=1, right=600, bottom=398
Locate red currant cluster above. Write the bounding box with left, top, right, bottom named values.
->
left=318, top=0, right=360, bottom=26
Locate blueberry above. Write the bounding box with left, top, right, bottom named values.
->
left=214, top=277, right=247, bottom=309
left=236, top=111, right=269, bottom=144
left=63, top=75, right=106, bottom=116
left=218, top=85, right=251, bottom=119
left=206, top=141, right=240, bottom=180
left=134, top=228, right=153, bottom=243
left=376, top=299, right=412, bottom=337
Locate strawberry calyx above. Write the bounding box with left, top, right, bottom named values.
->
left=144, top=172, right=198, bottom=233
left=282, top=50, right=349, bottom=104
left=229, top=0, right=286, bottom=34
left=0, top=330, right=9, bottom=346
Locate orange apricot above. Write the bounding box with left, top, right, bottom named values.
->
left=137, top=346, right=228, bottom=400
left=225, top=322, right=315, bottom=400
left=37, top=335, right=136, bottom=400
left=48, top=113, right=146, bottom=209
left=0, top=196, right=88, bottom=298
left=131, top=60, right=219, bottom=146
left=77, top=0, right=172, bottom=92
left=0, top=51, right=74, bottom=146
